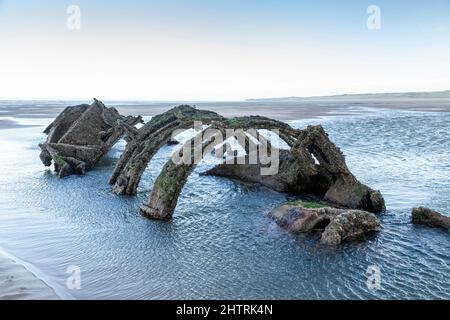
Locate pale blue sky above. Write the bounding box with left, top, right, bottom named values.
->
left=0, top=0, right=449, bottom=100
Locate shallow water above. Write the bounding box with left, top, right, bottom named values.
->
left=0, top=103, right=449, bottom=299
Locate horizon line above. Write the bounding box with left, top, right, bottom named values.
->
left=0, top=89, right=449, bottom=103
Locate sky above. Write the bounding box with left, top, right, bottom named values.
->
left=0, top=0, right=449, bottom=101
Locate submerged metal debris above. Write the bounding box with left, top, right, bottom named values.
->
left=39, top=99, right=142, bottom=177
left=270, top=202, right=381, bottom=245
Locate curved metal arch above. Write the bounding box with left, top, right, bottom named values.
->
left=109, top=105, right=224, bottom=195
left=139, top=118, right=298, bottom=220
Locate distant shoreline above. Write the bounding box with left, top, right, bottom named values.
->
left=246, top=90, right=450, bottom=102
left=1, top=98, right=450, bottom=124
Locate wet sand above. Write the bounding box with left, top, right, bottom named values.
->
left=0, top=98, right=449, bottom=125
left=0, top=251, right=59, bottom=300
left=0, top=119, right=40, bottom=130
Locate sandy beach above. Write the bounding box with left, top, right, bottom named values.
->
left=0, top=250, right=59, bottom=300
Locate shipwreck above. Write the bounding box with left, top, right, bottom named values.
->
left=40, top=101, right=385, bottom=228
left=39, top=99, right=142, bottom=177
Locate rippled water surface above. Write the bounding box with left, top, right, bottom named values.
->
left=0, top=104, right=449, bottom=299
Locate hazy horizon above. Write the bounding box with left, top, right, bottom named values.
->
left=1, top=89, right=449, bottom=103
